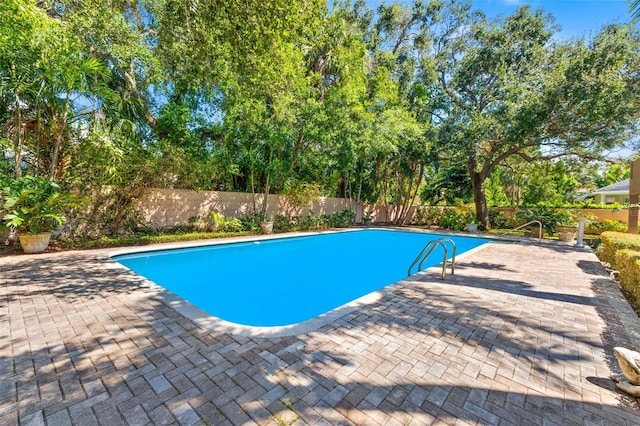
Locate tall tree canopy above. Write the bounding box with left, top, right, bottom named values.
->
left=425, top=3, right=640, bottom=227
left=1, top=0, right=639, bottom=231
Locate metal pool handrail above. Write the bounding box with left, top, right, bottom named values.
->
left=432, top=237, right=457, bottom=275
left=407, top=238, right=457, bottom=280
left=499, top=220, right=543, bottom=243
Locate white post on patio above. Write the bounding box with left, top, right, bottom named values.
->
left=576, top=216, right=587, bottom=248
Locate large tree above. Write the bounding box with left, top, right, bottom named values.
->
left=0, top=0, right=112, bottom=180
left=426, top=3, right=640, bottom=227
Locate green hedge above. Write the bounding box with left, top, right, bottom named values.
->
left=599, top=232, right=640, bottom=268
left=615, top=249, right=640, bottom=314
left=56, top=231, right=250, bottom=249
left=584, top=219, right=627, bottom=235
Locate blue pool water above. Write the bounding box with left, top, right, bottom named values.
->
left=114, top=229, right=489, bottom=327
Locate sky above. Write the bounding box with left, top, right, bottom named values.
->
left=474, top=0, right=631, bottom=39
left=365, top=0, right=637, bottom=158
left=366, top=0, right=632, bottom=39
left=473, top=0, right=636, bottom=158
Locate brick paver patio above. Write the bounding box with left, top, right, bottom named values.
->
left=2, top=234, right=640, bottom=425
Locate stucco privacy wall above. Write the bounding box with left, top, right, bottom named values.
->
left=137, top=188, right=362, bottom=228
left=577, top=208, right=633, bottom=224
left=135, top=188, right=636, bottom=228
left=491, top=207, right=634, bottom=225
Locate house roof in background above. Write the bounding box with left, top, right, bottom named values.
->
left=592, top=179, right=630, bottom=194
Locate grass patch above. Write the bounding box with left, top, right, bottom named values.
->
left=55, top=231, right=252, bottom=250
left=1, top=230, right=253, bottom=255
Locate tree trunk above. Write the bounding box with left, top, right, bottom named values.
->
left=49, top=95, right=70, bottom=181
left=49, top=131, right=64, bottom=182
left=468, top=156, right=490, bottom=229
left=13, top=99, right=22, bottom=178
left=261, top=148, right=273, bottom=214
left=250, top=165, right=256, bottom=213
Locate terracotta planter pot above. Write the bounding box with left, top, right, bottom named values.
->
left=558, top=232, right=575, bottom=242
left=260, top=221, right=274, bottom=234
left=555, top=225, right=577, bottom=242
left=18, top=232, right=52, bottom=254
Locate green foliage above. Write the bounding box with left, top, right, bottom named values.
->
left=2, top=0, right=639, bottom=239
left=599, top=231, right=640, bottom=268
left=585, top=219, right=628, bottom=235
left=283, top=182, right=321, bottom=212
left=438, top=209, right=469, bottom=231
left=515, top=206, right=576, bottom=235
left=205, top=211, right=248, bottom=233
left=238, top=213, right=265, bottom=232
left=245, top=211, right=359, bottom=232
left=299, top=213, right=326, bottom=230
left=223, top=218, right=243, bottom=233
left=520, top=162, right=581, bottom=206
left=614, top=249, right=640, bottom=315
left=428, top=4, right=640, bottom=226
left=273, top=214, right=293, bottom=232
left=489, top=210, right=514, bottom=229
left=1, top=176, right=87, bottom=234
left=594, top=163, right=631, bottom=188
left=419, top=165, right=472, bottom=206
left=485, top=170, right=510, bottom=207
left=411, top=207, right=445, bottom=227
left=58, top=231, right=250, bottom=250
left=208, top=212, right=227, bottom=231
left=326, top=210, right=356, bottom=228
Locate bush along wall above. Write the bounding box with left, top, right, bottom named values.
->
left=599, top=232, right=640, bottom=268
left=615, top=249, right=640, bottom=315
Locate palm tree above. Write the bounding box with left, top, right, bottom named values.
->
left=629, top=0, right=640, bottom=20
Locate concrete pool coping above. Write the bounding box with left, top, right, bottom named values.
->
left=105, top=228, right=494, bottom=338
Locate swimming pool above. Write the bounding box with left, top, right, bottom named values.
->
left=114, top=229, right=489, bottom=328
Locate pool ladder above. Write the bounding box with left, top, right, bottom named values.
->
left=407, top=238, right=456, bottom=280
left=497, top=220, right=543, bottom=243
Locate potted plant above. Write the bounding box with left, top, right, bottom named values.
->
left=259, top=214, right=274, bottom=234
left=555, top=223, right=578, bottom=241
left=554, top=210, right=578, bottom=242
left=1, top=176, right=86, bottom=253
left=362, top=210, right=373, bottom=226
left=465, top=211, right=478, bottom=233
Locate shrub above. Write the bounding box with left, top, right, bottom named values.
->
left=515, top=206, right=576, bottom=235
left=585, top=219, right=627, bottom=235
left=209, top=211, right=226, bottom=231
left=238, top=213, right=263, bottom=232
left=300, top=213, right=324, bottom=230
left=599, top=232, right=640, bottom=268
left=489, top=210, right=513, bottom=229
left=615, top=249, right=640, bottom=314
left=223, top=218, right=243, bottom=232
left=327, top=209, right=355, bottom=227
left=273, top=214, right=292, bottom=232
left=411, top=207, right=445, bottom=227
left=188, top=215, right=209, bottom=231
left=1, top=176, right=87, bottom=234
left=438, top=209, right=467, bottom=231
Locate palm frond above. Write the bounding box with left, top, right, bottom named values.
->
left=630, top=0, right=640, bottom=21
